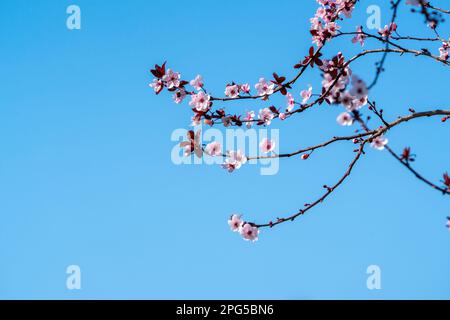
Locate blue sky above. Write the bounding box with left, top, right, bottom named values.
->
left=0, top=0, right=449, bottom=299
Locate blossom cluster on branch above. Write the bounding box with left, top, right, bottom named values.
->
left=149, top=0, right=449, bottom=241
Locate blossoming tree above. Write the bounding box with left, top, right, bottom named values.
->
left=149, top=0, right=450, bottom=241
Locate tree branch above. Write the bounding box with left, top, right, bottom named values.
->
left=251, top=142, right=367, bottom=229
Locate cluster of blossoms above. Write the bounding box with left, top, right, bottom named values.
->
left=149, top=0, right=450, bottom=241
left=228, top=214, right=259, bottom=242
left=315, top=52, right=390, bottom=151
left=179, top=133, right=246, bottom=173
left=320, top=53, right=368, bottom=111
left=315, top=52, right=369, bottom=127
left=149, top=64, right=193, bottom=109
left=149, top=62, right=300, bottom=128
left=231, top=83, right=312, bottom=127
left=149, top=64, right=182, bottom=95
left=180, top=133, right=272, bottom=174
left=180, top=133, right=275, bottom=175
left=149, top=42, right=328, bottom=131
left=310, top=0, right=356, bottom=46
left=320, top=52, right=352, bottom=103
left=220, top=138, right=276, bottom=173
left=224, top=83, right=251, bottom=98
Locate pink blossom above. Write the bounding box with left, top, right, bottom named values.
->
left=180, top=130, right=202, bottom=157
left=240, top=223, right=259, bottom=242
left=229, top=150, right=247, bottom=165
left=340, top=91, right=358, bottom=111
left=259, top=138, right=276, bottom=153
left=240, top=83, right=250, bottom=94
left=439, top=44, right=449, bottom=61
left=286, top=92, right=295, bottom=112
left=162, top=69, right=180, bottom=89
left=255, top=78, right=275, bottom=96
left=310, top=20, right=340, bottom=46
left=336, top=112, right=354, bottom=126
left=279, top=112, right=287, bottom=120
left=301, top=86, right=312, bottom=104
left=321, top=63, right=351, bottom=97
left=321, top=73, right=341, bottom=99
left=189, top=91, right=211, bottom=112
left=311, top=21, right=341, bottom=46
left=310, top=20, right=325, bottom=46
left=447, top=217, right=450, bottom=231
left=350, top=75, right=368, bottom=99
left=258, top=108, right=274, bottom=126
left=352, top=26, right=367, bottom=46
left=371, top=135, right=389, bottom=150
left=149, top=78, right=164, bottom=94
left=205, top=141, right=222, bottom=156
left=325, top=22, right=340, bottom=36
left=172, top=90, right=186, bottom=104
left=315, top=7, right=328, bottom=21
left=228, top=214, right=243, bottom=232
left=378, top=22, right=397, bottom=39
left=244, top=111, right=255, bottom=128
left=189, top=75, right=203, bottom=90
left=225, top=84, right=239, bottom=98
left=222, top=150, right=247, bottom=172
left=309, top=0, right=355, bottom=45
left=339, top=1, right=355, bottom=18
left=353, top=95, right=368, bottom=109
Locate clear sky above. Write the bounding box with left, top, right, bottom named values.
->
left=0, top=0, right=449, bottom=299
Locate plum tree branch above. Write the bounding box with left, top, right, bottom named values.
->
left=247, top=109, right=450, bottom=160
left=149, top=0, right=450, bottom=239
left=424, top=1, right=450, bottom=14
left=384, top=144, right=450, bottom=194
left=251, top=142, right=367, bottom=229
left=367, top=0, right=402, bottom=89
left=354, top=105, right=450, bottom=195
left=247, top=108, right=449, bottom=229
